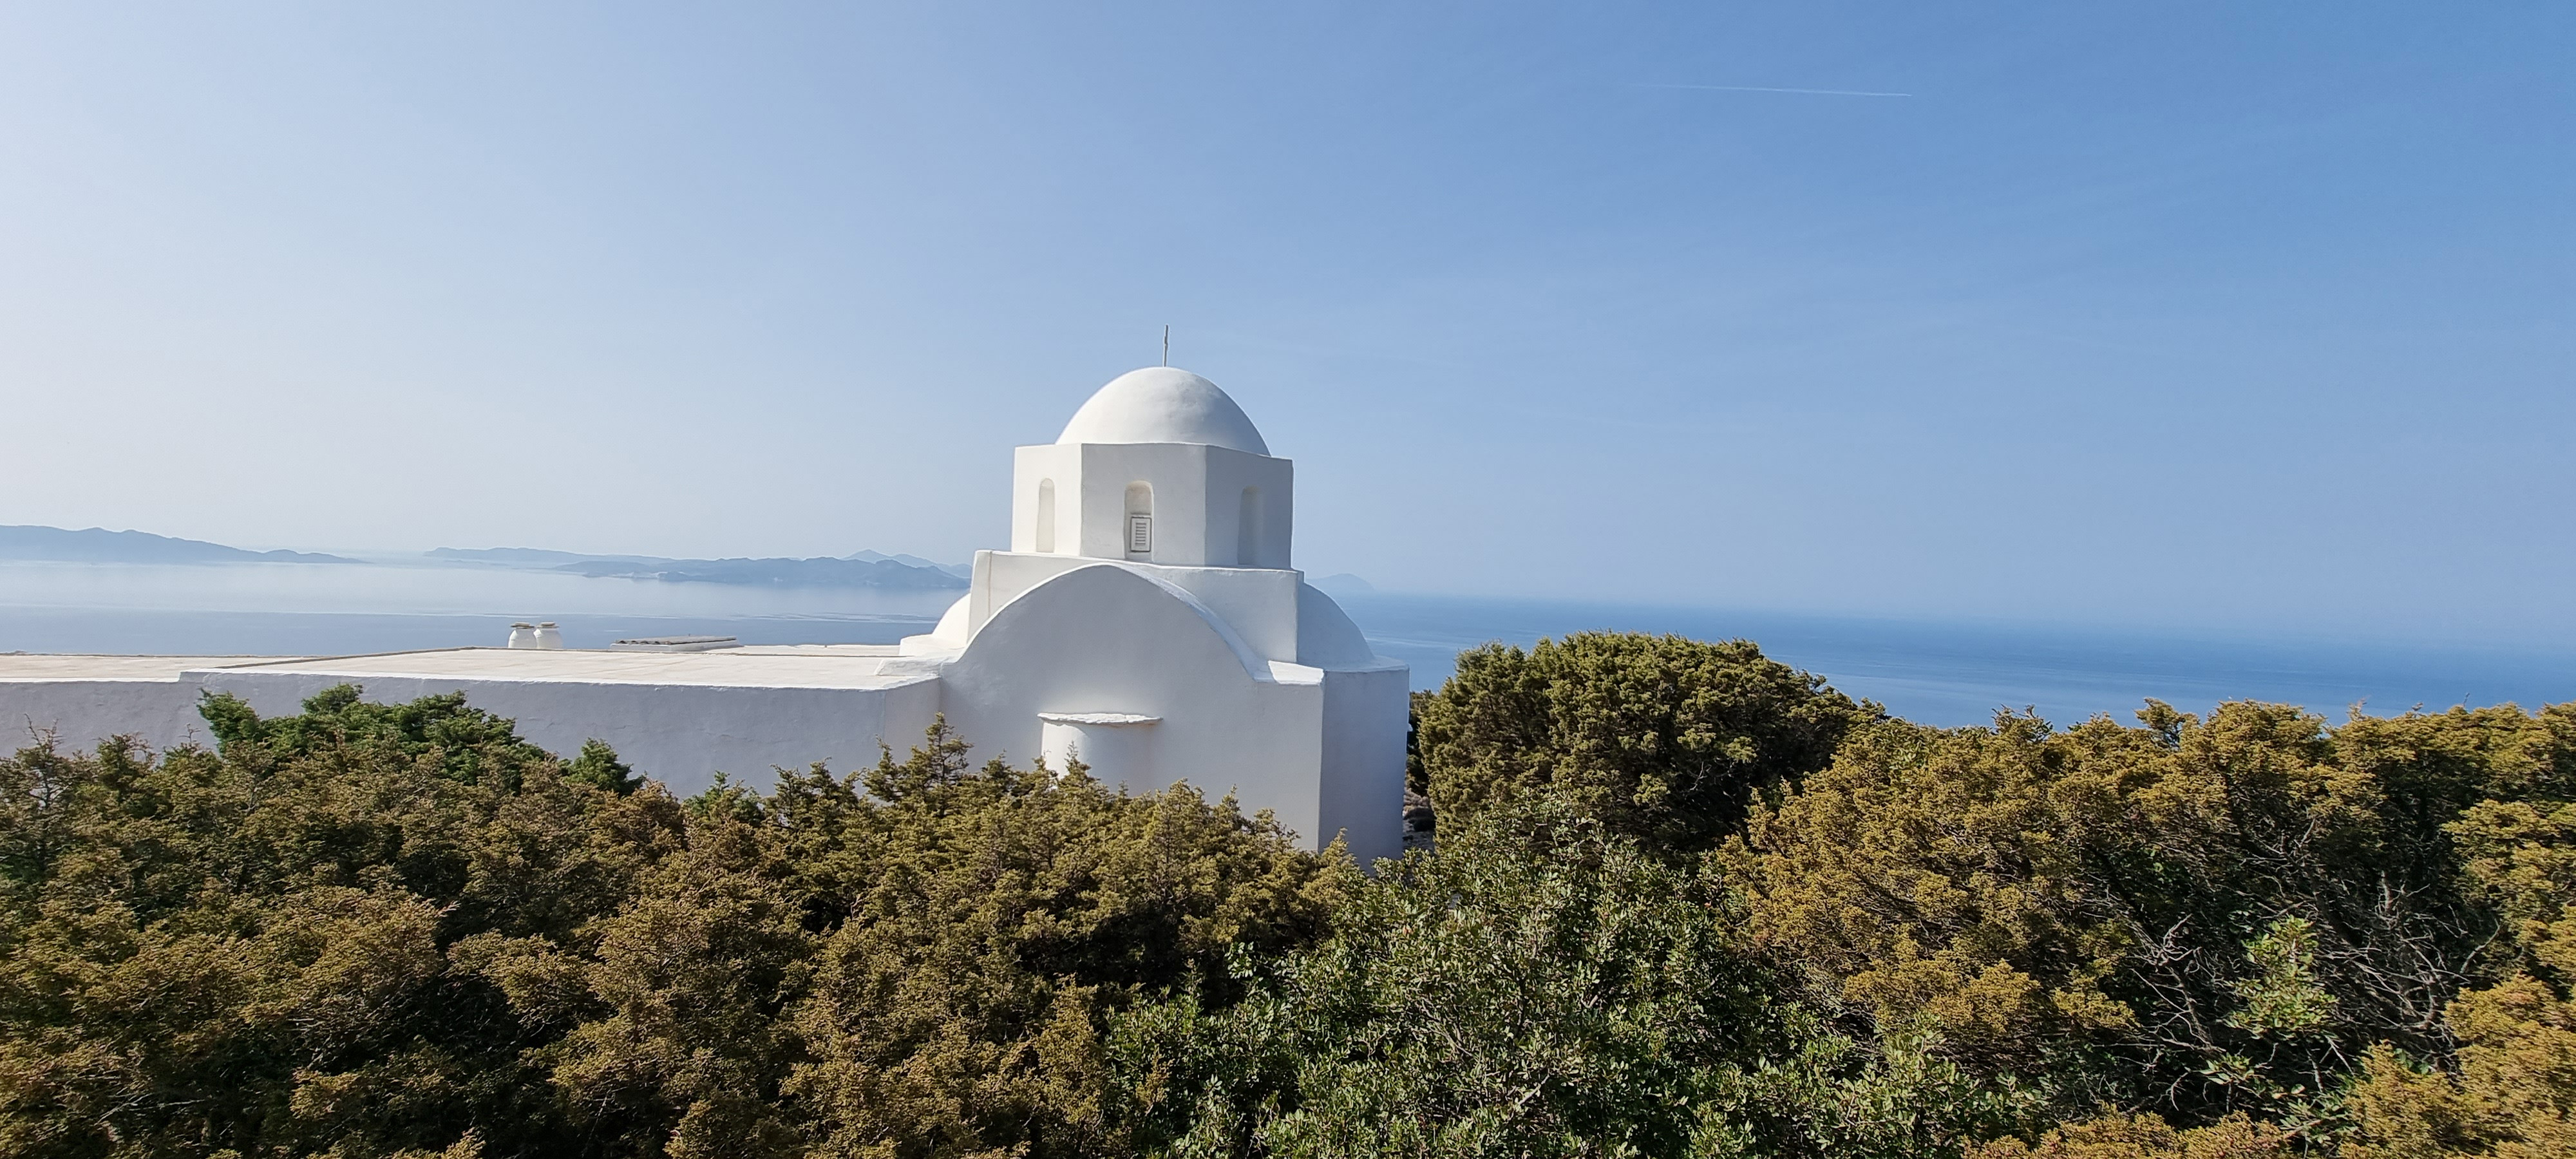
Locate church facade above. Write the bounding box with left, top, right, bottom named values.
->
left=0, top=368, right=1412, bottom=864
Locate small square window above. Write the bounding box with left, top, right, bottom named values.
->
left=1127, top=514, right=1153, bottom=554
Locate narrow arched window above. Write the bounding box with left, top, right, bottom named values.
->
left=1034, top=479, right=1057, bottom=553
left=1124, top=482, right=1153, bottom=558
left=1237, top=486, right=1262, bottom=567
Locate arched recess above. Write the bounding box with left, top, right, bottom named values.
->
left=1237, top=486, right=1263, bottom=567
left=1123, top=482, right=1154, bottom=560
left=1034, top=479, right=1057, bottom=553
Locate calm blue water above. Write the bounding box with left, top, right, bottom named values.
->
left=1338, top=592, right=2576, bottom=727
left=3, top=562, right=2569, bottom=728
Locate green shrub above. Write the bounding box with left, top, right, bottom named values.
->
left=0, top=686, right=683, bottom=1158
left=1727, top=701, right=2576, bottom=1133
left=1111, top=800, right=2028, bottom=1158
left=0, top=693, right=1350, bottom=1159
left=1415, top=633, right=1868, bottom=853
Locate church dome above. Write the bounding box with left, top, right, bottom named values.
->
left=1056, top=367, right=1269, bottom=455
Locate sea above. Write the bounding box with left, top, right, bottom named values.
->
left=2, top=560, right=2570, bottom=729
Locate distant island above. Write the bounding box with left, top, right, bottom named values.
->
left=1311, top=572, right=1376, bottom=596
left=0, top=525, right=969, bottom=590
left=429, top=546, right=970, bottom=590
left=0, top=524, right=356, bottom=565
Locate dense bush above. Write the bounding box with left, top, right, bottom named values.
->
left=1725, top=700, right=2576, bottom=1148
left=4, top=634, right=2572, bottom=1159
left=0, top=688, right=679, bottom=1158
left=1414, top=634, right=1867, bottom=851
left=0, top=692, right=1345, bottom=1159
left=1111, top=800, right=2025, bottom=1159
left=2341, top=791, right=2576, bottom=1156
left=770, top=722, right=1353, bottom=1159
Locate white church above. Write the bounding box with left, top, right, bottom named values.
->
left=0, top=368, right=1413, bottom=863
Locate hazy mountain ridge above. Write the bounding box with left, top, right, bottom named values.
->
left=425, top=547, right=670, bottom=567
left=551, top=556, right=967, bottom=589
left=1312, top=573, right=1376, bottom=596
left=0, top=525, right=356, bottom=565
left=0, top=527, right=968, bottom=590
left=846, top=549, right=972, bottom=578
left=433, top=545, right=969, bottom=590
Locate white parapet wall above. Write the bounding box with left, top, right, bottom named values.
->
left=1, top=648, right=944, bottom=796
left=196, top=664, right=942, bottom=792
left=0, top=655, right=279, bottom=753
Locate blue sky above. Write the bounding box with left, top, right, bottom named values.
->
left=3, top=3, right=2570, bottom=645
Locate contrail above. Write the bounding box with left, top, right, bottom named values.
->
left=1640, top=83, right=1913, bottom=99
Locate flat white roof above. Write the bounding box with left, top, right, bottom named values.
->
left=186, top=646, right=937, bottom=691
left=0, top=654, right=310, bottom=682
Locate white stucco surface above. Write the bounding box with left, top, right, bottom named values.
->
left=189, top=657, right=941, bottom=791
left=1011, top=443, right=1293, bottom=567
left=940, top=562, right=1336, bottom=836
left=1, top=655, right=298, bottom=753
left=1038, top=712, right=1160, bottom=784
left=0, top=365, right=1411, bottom=864
left=203, top=647, right=943, bottom=688
left=1054, top=367, right=1269, bottom=455
left=0, top=654, right=296, bottom=680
